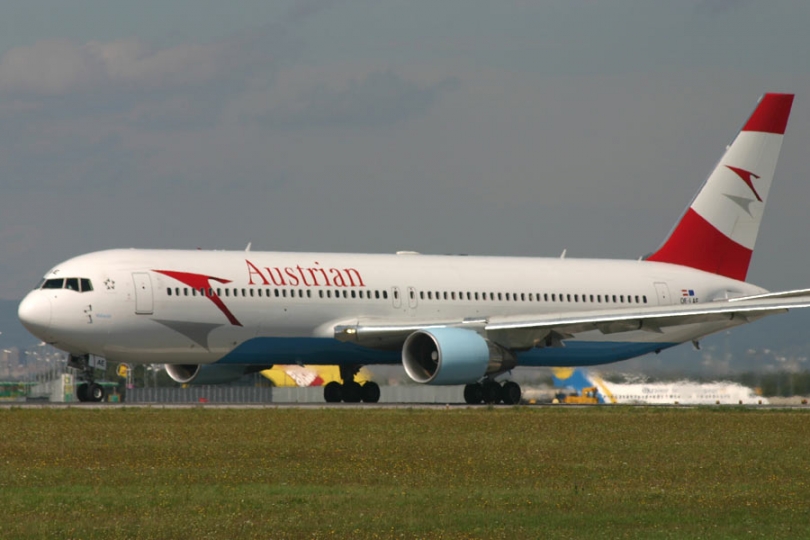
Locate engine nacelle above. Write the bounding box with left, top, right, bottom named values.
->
left=164, top=364, right=249, bottom=385
left=402, top=328, right=516, bottom=385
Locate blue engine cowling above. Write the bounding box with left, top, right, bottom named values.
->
left=165, top=364, right=250, bottom=385
left=402, top=328, right=516, bottom=385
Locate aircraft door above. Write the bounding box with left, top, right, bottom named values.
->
left=133, top=272, right=154, bottom=314
left=407, top=286, right=418, bottom=309
left=391, top=286, right=402, bottom=309
left=654, top=282, right=671, bottom=306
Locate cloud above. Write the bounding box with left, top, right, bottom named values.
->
left=0, top=24, right=303, bottom=132
left=0, top=36, right=270, bottom=97
left=0, top=40, right=107, bottom=96
left=258, top=70, right=459, bottom=128
left=0, top=1, right=337, bottom=99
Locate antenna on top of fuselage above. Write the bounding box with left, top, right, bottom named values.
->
left=245, top=242, right=252, bottom=252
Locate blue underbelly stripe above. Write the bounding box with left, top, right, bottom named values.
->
left=215, top=337, right=679, bottom=367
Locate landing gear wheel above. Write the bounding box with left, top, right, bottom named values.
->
left=501, top=381, right=522, bottom=405
left=361, top=381, right=381, bottom=403
left=88, top=383, right=106, bottom=403
left=76, top=383, right=89, bottom=402
left=342, top=381, right=362, bottom=403
left=482, top=381, right=503, bottom=404
left=324, top=381, right=343, bottom=403
left=464, top=383, right=484, bottom=404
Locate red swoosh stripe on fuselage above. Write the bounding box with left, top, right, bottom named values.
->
left=153, top=270, right=243, bottom=326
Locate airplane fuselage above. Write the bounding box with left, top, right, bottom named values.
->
left=19, top=248, right=764, bottom=368
left=16, top=94, right=799, bottom=403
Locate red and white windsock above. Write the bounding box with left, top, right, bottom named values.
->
left=648, top=93, right=794, bottom=281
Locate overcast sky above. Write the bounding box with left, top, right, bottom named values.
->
left=1, top=0, right=810, bottom=301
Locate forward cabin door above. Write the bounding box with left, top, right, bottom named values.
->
left=133, top=272, right=154, bottom=314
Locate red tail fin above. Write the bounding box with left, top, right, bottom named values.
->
left=647, top=93, right=794, bottom=281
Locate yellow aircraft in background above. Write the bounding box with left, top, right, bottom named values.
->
left=261, top=365, right=372, bottom=388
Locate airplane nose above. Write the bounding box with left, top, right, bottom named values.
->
left=18, top=293, right=52, bottom=339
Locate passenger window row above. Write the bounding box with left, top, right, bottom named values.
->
left=417, top=290, right=648, bottom=304
left=166, top=287, right=390, bottom=300
left=165, top=285, right=647, bottom=305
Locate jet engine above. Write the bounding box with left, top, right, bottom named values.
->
left=402, top=327, right=516, bottom=385
left=165, top=364, right=250, bottom=385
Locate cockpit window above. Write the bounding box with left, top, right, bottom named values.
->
left=33, top=278, right=45, bottom=290
left=40, top=277, right=94, bottom=292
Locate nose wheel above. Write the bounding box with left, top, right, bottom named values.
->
left=68, top=354, right=106, bottom=403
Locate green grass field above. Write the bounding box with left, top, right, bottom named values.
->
left=1, top=407, right=809, bottom=539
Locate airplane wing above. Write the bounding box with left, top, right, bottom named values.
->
left=334, top=293, right=810, bottom=351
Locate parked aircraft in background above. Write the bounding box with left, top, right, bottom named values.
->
left=18, top=93, right=810, bottom=404
left=262, top=365, right=371, bottom=388
left=551, top=367, right=767, bottom=405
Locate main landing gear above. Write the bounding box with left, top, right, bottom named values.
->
left=323, top=365, right=381, bottom=403
left=463, top=380, right=522, bottom=405
left=68, top=354, right=106, bottom=403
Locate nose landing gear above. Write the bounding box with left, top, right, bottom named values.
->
left=68, top=354, right=107, bottom=403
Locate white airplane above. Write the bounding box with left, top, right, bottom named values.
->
left=550, top=368, right=768, bottom=405
left=18, top=93, right=810, bottom=404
